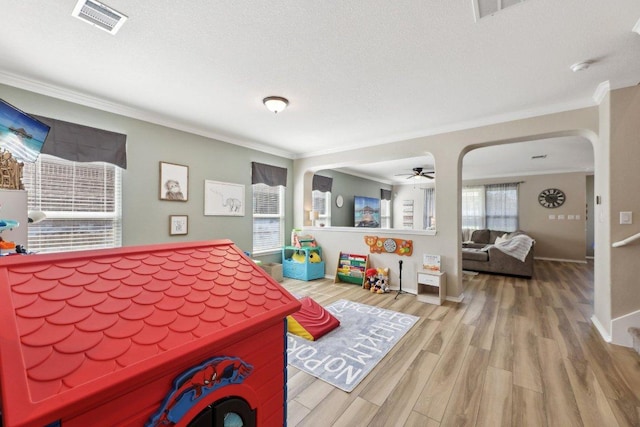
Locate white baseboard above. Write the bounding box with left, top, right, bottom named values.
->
left=447, top=293, right=465, bottom=303
left=534, top=257, right=587, bottom=264
left=611, top=309, right=640, bottom=348
left=591, top=315, right=612, bottom=343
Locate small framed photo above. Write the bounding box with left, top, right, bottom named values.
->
left=160, top=161, right=189, bottom=201
left=169, top=215, right=188, bottom=235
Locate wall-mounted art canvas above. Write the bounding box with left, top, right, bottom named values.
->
left=0, top=98, right=50, bottom=163
left=204, top=180, right=245, bottom=216
left=159, top=162, right=188, bottom=201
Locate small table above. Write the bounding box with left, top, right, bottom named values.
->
left=416, top=270, right=446, bottom=305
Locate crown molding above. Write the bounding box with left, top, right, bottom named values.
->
left=0, top=71, right=295, bottom=159
left=298, top=96, right=598, bottom=159
left=592, top=81, right=610, bottom=105
left=633, top=17, right=640, bottom=35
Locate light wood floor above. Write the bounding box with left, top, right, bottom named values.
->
left=283, top=260, right=640, bottom=427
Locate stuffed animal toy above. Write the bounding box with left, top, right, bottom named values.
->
left=369, top=267, right=390, bottom=293
left=374, top=276, right=389, bottom=294
left=309, top=252, right=322, bottom=263
left=364, top=268, right=377, bottom=290
left=291, top=251, right=306, bottom=263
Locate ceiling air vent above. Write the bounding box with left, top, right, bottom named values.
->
left=473, top=0, right=527, bottom=22
left=72, top=0, right=128, bottom=35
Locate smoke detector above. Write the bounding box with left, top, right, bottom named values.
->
left=72, top=0, right=128, bottom=35
left=570, top=61, right=592, bottom=72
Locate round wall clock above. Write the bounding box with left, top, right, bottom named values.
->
left=335, top=195, right=344, bottom=208
left=538, top=188, right=566, bottom=208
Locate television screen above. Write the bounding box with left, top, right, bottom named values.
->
left=354, top=196, right=381, bottom=228
left=0, top=98, right=50, bottom=163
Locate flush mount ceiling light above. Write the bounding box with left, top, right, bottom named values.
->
left=263, top=96, right=289, bottom=114
left=72, top=0, right=128, bottom=35
left=570, top=61, right=593, bottom=72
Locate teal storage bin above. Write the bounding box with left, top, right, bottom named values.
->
left=282, top=246, right=325, bottom=281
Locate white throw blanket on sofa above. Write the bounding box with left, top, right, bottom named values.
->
left=492, top=234, right=535, bottom=262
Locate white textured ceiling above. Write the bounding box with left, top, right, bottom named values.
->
left=0, top=1, right=638, bottom=179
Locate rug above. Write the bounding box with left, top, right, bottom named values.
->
left=287, top=299, right=419, bottom=392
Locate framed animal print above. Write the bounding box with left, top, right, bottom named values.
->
left=204, top=180, right=245, bottom=216
left=169, top=215, right=188, bottom=235
left=160, top=162, right=189, bottom=201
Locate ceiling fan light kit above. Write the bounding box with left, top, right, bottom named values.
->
left=394, top=167, right=435, bottom=180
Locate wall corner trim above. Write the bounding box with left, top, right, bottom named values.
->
left=591, top=314, right=612, bottom=343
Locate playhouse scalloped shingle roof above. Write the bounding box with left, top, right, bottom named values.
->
left=0, top=239, right=300, bottom=426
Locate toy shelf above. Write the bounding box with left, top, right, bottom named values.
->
left=334, top=252, right=369, bottom=285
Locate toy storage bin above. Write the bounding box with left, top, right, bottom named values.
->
left=282, top=246, right=325, bottom=281
left=261, top=262, right=283, bottom=282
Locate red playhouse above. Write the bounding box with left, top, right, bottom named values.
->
left=0, top=240, right=301, bottom=427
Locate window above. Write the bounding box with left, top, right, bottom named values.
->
left=252, top=183, right=285, bottom=253
left=485, top=183, right=519, bottom=230
left=423, top=188, right=436, bottom=229
left=22, top=154, right=122, bottom=253
left=380, top=199, right=391, bottom=228
left=461, top=183, right=519, bottom=240
left=380, top=188, right=392, bottom=229
left=461, top=186, right=486, bottom=231
left=312, top=190, right=331, bottom=226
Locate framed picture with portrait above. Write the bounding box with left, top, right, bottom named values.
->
left=169, top=215, right=188, bottom=235
left=159, top=162, right=189, bottom=201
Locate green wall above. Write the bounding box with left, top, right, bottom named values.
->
left=0, top=83, right=293, bottom=261
left=316, top=169, right=392, bottom=227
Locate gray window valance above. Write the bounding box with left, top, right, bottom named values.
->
left=251, top=162, right=287, bottom=187
left=381, top=189, right=392, bottom=200
left=312, top=175, right=333, bottom=193
left=35, top=115, right=127, bottom=169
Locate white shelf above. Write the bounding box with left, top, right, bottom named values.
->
left=0, top=190, right=28, bottom=250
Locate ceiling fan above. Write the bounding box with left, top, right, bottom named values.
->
left=395, top=167, right=435, bottom=180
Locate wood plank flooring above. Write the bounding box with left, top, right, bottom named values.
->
left=283, top=260, right=640, bottom=427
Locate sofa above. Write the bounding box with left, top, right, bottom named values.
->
left=462, top=229, right=534, bottom=278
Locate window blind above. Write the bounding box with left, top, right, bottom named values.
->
left=22, top=154, right=122, bottom=253
left=252, top=183, right=284, bottom=253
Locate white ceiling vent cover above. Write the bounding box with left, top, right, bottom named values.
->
left=72, top=0, right=128, bottom=35
left=473, top=0, right=527, bottom=22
